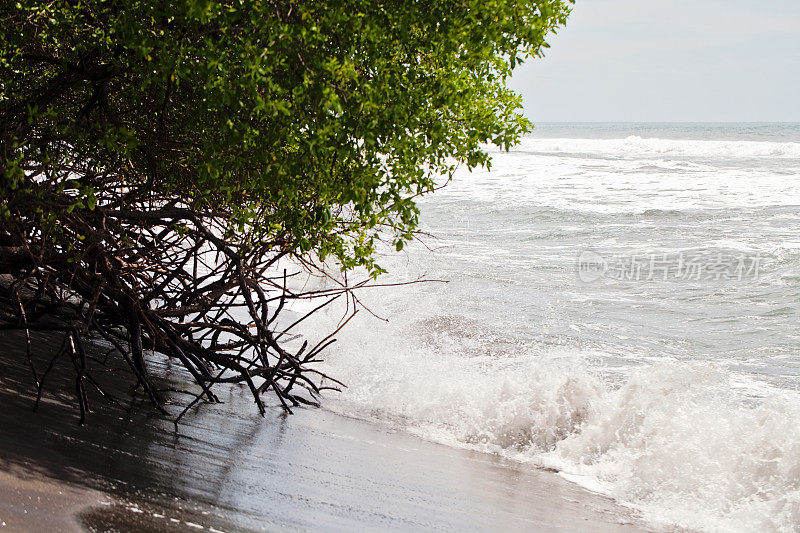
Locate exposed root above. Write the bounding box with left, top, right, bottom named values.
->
left=0, top=207, right=356, bottom=425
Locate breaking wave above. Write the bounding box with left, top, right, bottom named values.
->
left=318, top=312, right=800, bottom=533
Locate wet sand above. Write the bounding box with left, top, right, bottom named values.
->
left=0, top=468, right=101, bottom=532
left=0, top=330, right=653, bottom=532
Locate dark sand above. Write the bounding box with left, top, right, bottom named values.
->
left=0, top=330, right=654, bottom=532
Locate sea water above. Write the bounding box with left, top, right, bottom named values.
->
left=311, top=123, right=800, bottom=532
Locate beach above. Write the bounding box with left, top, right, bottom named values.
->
left=0, top=330, right=650, bottom=532
left=2, top=0, right=798, bottom=529
left=3, top=124, right=799, bottom=532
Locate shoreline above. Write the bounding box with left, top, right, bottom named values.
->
left=0, top=330, right=654, bottom=531
left=1, top=409, right=652, bottom=533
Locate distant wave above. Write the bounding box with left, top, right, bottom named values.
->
left=507, top=136, right=800, bottom=159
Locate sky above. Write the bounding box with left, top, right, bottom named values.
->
left=508, top=0, right=800, bottom=122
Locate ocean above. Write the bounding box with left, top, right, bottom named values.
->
left=311, top=123, right=800, bottom=532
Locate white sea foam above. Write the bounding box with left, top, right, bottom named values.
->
left=508, top=136, right=800, bottom=160
left=546, top=366, right=800, bottom=533
left=316, top=309, right=800, bottom=533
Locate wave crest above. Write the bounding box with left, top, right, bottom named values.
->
left=508, top=136, right=800, bottom=159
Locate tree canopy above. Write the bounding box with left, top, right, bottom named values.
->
left=0, top=0, right=571, bottom=421
left=1, top=0, right=570, bottom=274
